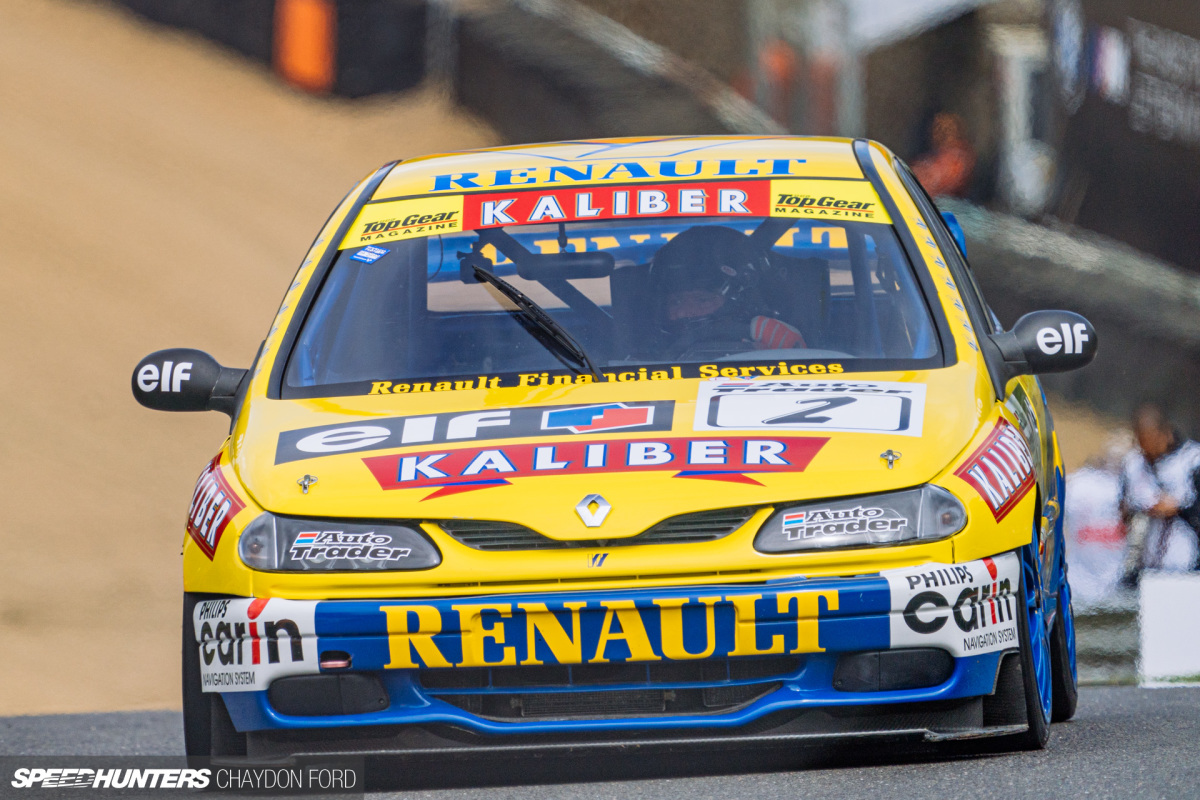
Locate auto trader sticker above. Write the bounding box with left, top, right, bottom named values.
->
left=194, top=598, right=319, bottom=693
left=186, top=456, right=246, bottom=559
left=694, top=379, right=926, bottom=437
left=362, top=435, right=828, bottom=490
left=954, top=419, right=1035, bottom=521
left=883, top=554, right=1020, bottom=657
left=275, top=401, right=675, bottom=464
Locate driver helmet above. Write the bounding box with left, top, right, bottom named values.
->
left=649, top=225, right=764, bottom=328
left=648, top=224, right=805, bottom=351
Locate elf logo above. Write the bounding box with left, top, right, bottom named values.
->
left=542, top=403, right=654, bottom=433
left=135, top=359, right=192, bottom=393
left=1036, top=322, right=1091, bottom=355
left=277, top=401, right=675, bottom=464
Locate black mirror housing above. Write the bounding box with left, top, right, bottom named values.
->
left=132, top=349, right=247, bottom=416
left=989, top=310, right=1098, bottom=380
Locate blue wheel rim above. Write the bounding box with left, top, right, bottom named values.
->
left=1061, top=574, right=1077, bottom=679
left=1023, top=546, right=1053, bottom=724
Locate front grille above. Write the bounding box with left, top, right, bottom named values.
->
left=421, top=656, right=797, bottom=720
left=436, top=507, right=758, bottom=551
left=637, top=507, right=757, bottom=544
left=435, top=520, right=556, bottom=551
left=437, top=684, right=780, bottom=720
left=419, top=656, right=802, bottom=691
left=520, top=689, right=666, bottom=717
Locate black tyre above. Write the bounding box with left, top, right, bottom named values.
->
left=1015, top=544, right=1053, bottom=749
left=182, top=593, right=246, bottom=761
left=1050, top=576, right=1079, bottom=722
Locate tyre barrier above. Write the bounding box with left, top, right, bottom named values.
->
left=109, top=0, right=425, bottom=97
left=105, top=0, right=775, bottom=142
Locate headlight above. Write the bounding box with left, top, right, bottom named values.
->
left=754, top=485, right=966, bottom=553
left=237, top=513, right=442, bottom=571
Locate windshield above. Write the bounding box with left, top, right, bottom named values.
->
left=284, top=195, right=940, bottom=397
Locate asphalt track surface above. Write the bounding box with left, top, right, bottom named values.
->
left=1, top=687, right=1197, bottom=798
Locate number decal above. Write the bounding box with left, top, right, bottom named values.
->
left=763, top=397, right=857, bottom=425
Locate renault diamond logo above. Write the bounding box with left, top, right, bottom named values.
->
left=575, top=494, right=612, bottom=527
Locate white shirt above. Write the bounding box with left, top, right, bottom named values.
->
left=1120, top=440, right=1200, bottom=570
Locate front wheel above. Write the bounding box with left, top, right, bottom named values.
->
left=182, top=593, right=246, bottom=761
left=1050, top=575, right=1079, bottom=722
left=1015, top=544, right=1053, bottom=748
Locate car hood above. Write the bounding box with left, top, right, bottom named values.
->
left=231, top=365, right=985, bottom=540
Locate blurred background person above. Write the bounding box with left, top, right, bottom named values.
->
left=1064, top=433, right=1131, bottom=607
left=1118, top=403, right=1200, bottom=585
left=911, top=112, right=976, bottom=198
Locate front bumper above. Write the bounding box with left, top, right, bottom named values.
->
left=195, top=553, right=1022, bottom=742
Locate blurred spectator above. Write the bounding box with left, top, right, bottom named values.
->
left=759, top=37, right=799, bottom=128
left=1118, top=403, right=1200, bottom=584
left=1064, top=433, right=1130, bottom=607
left=911, top=112, right=976, bottom=198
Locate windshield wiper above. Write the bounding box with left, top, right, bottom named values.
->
left=470, top=262, right=603, bottom=380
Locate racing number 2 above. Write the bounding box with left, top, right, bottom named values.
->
left=764, top=397, right=856, bottom=425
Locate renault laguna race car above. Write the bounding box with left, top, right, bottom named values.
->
left=134, top=136, right=1096, bottom=760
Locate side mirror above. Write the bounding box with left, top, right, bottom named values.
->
left=132, top=349, right=247, bottom=416
left=990, top=311, right=1098, bottom=378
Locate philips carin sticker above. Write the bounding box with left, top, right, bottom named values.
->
left=194, top=598, right=319, bottom=692
left=884, top=553, right=1020, bottom=657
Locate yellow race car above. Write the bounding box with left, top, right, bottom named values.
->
left=134, top=136, right=1096, bottom=760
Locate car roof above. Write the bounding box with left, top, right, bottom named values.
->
left=372, top=136, right=870, bottom=201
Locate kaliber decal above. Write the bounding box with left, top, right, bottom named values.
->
left=362, top=436, right=828, bottom=491
left=954, top=420, right=1036, bottom=521
left=186, top=456, right=246, bottom=559
left=341, top=177, right=890, bottom=249
left=461, top=181, right=763, bottom=229
left=275, top=401, right=675, bottom=464
left=694, top=379, right=926, bottom=437
left=883, top=553, right=1020, bottom=657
